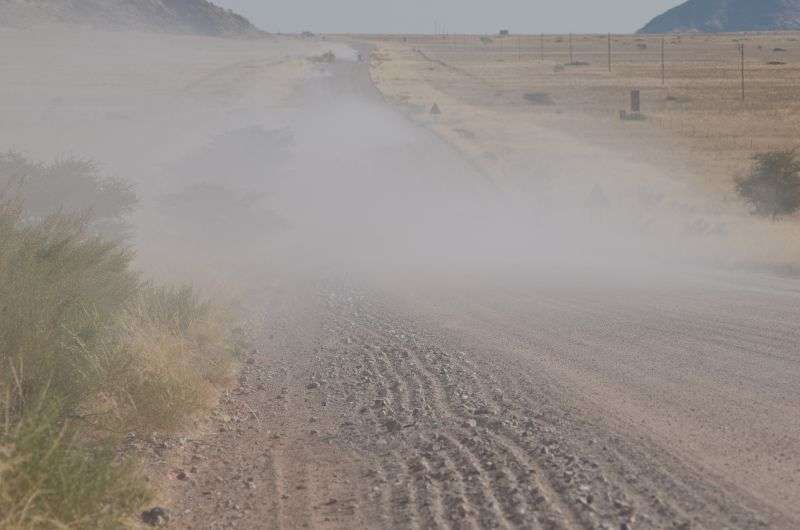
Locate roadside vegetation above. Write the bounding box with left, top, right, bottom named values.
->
left=0, top=152, right=241, bottom=529
left=0, top=151, right=137, bottom=241
left=736, top=149, right=800, bottom=219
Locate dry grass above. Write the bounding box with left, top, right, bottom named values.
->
left=0, top=203, right=241, bottom=528
left=370, top=32, right=800, bottom=188
left=0, top=393, right=151, bottom=530
left=82, top=285, right=238, bottom=436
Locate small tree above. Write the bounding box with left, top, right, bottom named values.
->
left=735, top=149, right=800, bottom=219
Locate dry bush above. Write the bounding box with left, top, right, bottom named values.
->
left=0, top=151, right=137, bottom=241
left=84, top=286, right=237, bottom=435
left=0, top=391, right=150, bottom=530
left=523, top=92, right=555, bottom=105
left=309, top=51, right=336, bottom=63
left=0, top=203, right=138, bottom=415
left=0, top=201, right=241, bottom=527
left=157, top=183, right=288, bottom=242
left=736, top=149, right=800, bottom=219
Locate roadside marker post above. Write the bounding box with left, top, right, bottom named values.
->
left=540, top=33, right=544, bottom=62
left=740, top=43, right=745, bottom=101
left=569, top=33, right=574, bottom=63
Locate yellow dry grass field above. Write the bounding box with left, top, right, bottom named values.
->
left=366, top=32, right=800, bottom=271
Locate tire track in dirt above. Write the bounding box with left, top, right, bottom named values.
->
left=335, top=317, right=513, bottom=528
left=326, top=289, right=725, bottom=530
left=349, top=321, right=532, bottom=528
left=335, top=313, right=547, bottom=528
left=312, top=284, right=785, bottom=529
left=389, top=337, right=581, bottom=529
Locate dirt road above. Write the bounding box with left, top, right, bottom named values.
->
left=161, top=46, right=800, bottom=529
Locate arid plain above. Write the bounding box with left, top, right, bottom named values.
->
left=367, top=32, right=800, bottom=271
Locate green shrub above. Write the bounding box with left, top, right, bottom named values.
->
left=736, top=149, right=800, bottom=219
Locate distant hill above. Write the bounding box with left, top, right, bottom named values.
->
left=639, top=0, right=800, bottom=33
left=0, top=0, right=263, bottom=36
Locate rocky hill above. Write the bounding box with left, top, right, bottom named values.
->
left=0, top=0, right=262, bottom=36
left=639, top=0, right=800, bottom=33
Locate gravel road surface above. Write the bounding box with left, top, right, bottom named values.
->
left=161, top=45, right=800, bottom=530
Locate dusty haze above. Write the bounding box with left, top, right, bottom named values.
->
left=2, top=18, right=800, bottom=530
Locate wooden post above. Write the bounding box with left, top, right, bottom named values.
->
left=740, top=43, right=745, bottom=100
left=568, top=33, right=573, bottom=63
left=661, top=37, right=666, bottom=85
left=608, top=33, right=612, bottom=72
left=540, top=33, right=544, bottom=62
left=631, top=89, right=640, bottom=113
left=517, top=35, right=521, bottom=61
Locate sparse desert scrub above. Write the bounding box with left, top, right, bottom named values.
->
left=0, top=200, right=241, bottom=527
left=736, top=149, right=800, bottom=219
left=523, top=92, right=555, bottom=105
left=0, top=203, right=138, bottom=415
left=368, top=32, right=800, bottom=195
left=82, top=284, right=239, bottom=435
left=368, top=33, right=800, bottom=267
left=309, top=51, right=336, bottom=63
left=0, top=390, right=151, bottom=530
left=0, top=151, right=137, bottom=241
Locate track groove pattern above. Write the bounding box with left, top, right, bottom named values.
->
left=309, top=287, right=774, bottom=529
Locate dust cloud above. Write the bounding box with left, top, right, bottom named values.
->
left=147, top=48, right=715, bottom=290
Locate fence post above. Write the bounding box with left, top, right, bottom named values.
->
left=631, top=89, right=641, bottom=113
left=740, top=43, right=745, bottom=101
left=568, top=33, right=573, bottom=63
left=540, top=33, right=544, bottom=62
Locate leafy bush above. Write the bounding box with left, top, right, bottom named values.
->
left=736, top=149, right=800, bottom=219
left=0, top=151, right=137, bottom=241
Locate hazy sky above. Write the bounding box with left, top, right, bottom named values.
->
left=213, top=0, right=683, bottom=35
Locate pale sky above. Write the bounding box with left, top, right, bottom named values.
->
left=213, top=0, right=684, bottom=35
